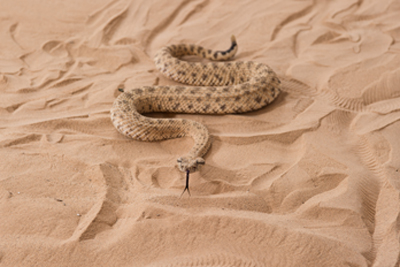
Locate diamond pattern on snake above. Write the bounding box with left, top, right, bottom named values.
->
left=111, top=36, right=281, bottom=196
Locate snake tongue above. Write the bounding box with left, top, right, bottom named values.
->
left=180, top=170, right=191, bottom=197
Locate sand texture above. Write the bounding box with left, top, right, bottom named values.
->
left=1, top=0, right=400, bottom=266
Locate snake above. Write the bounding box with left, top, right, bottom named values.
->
left=110, top=36, right=281, bottom=195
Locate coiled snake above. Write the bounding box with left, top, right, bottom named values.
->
left=111, top=36, right=281, bottom=195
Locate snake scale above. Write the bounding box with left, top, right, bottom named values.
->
left=111, top=36, right=281, bottom=195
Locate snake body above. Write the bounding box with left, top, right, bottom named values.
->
left=111, top=36, right=281, bottom=194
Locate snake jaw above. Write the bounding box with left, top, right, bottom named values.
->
left=177, top=156, right=205, bottom=173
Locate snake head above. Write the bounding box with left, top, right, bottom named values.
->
left=177, top=156, right=205, bottom=173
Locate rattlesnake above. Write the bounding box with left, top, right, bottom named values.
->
left=111, top=36, right=281, bottom=195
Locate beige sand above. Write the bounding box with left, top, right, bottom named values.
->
left=1, top=0, right=400, bottom=266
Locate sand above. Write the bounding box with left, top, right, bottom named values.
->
left=1, top=0, right=400, bottom=266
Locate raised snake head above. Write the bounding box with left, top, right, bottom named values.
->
left=177, top=156, right=205, bottom=173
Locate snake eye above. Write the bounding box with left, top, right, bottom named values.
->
left=177, top=158, right=182, bottom=163
left=196, top=159, right=205, bottom=165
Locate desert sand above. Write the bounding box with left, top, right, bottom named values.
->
left=1, top=0, right=400, bottom=266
